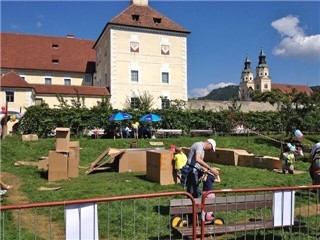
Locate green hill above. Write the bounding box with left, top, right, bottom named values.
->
left=200, top=85, right=319, bottom=101
left=199, top=85, right=239, bottom=100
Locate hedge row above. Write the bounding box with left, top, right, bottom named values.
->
left=17, top=104, right=320, bottom=138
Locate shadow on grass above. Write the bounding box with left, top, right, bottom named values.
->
left=39, top=170, right=48, bottom=180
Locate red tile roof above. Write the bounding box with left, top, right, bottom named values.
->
left=95, top=3, right=190, bottom=47
left=0, top=70, right=33, bottom=89
left=31, top=84, right=110, bottom=97
left=272, top=83, right=313, bottom=95
left=1, top=33, right=96, bottom=73
left=0, top=71, right=110, bottom=97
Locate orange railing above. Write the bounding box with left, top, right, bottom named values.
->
left=1, top=186, right=319, bottom=240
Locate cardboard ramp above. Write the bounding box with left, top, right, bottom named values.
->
left=85, top=148, right=125, bottom=175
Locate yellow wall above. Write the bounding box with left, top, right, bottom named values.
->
left=0, top=89, right=34, bottom=113
left=11, top=70, right=87, bottom=86
left=96, top=27, right=188, bottom=109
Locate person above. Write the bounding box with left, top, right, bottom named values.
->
left=0, top=180, right=12, bottom=190
left=281, top=144, right=296, bottom=174
left=202, top=173, right=216, bottom=221
left=185, top=139, right=219, bottom=198
left=308, top=141, right=320, bottom=184
left=113, top=125, right=121, bottom=140
left=173, top=147, right=187, bottom=184
left=122, top=124, right=131, bottom=138
left=131, top=122, right=139, bottom=139
left=309, top=142, right=320, bottom=162
left=0, top=180, right=12, bottom=196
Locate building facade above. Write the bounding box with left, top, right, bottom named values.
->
left=239, top=49, right=271, bottom=101
left=93, top=0, right=190, bottom=109
left=239, top=49, right=313, bottom=101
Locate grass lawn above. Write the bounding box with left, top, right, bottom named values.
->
left=0, top=134, right=319, bottom=239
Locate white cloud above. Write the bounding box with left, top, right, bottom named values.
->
left=188, top=82, right=235, bottom=99
left=36, top=21, right=42, bottom=28
left=10, top=24, right=20, bottom=30
left=36, top=14, right=44, bottom=28
left=271, top=15, right=320, bottom=61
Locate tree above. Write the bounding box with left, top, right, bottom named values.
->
left=123, top=91, right=154, bottom=111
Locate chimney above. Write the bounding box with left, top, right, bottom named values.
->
left=131, top=0, right=148, bottom=6
left=67, top=34, right=74, bottom=39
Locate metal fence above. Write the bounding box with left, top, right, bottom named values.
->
left=1, top=186, right=319, bottom=240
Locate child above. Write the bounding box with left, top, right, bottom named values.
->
left=174, top=147, right=187, bottom=184
left=281, top=144, right=296, bottom=174
left=202, top=174, right=215, bottom=221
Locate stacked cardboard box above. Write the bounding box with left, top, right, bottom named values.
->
left=146, top=150, right=174, bottom=185
left=254, top=156, right=281, bottom=170
left=22, top=134, right=38, bottom=141
left=47, top=128, right=79, bottom=181
left=182, top=147, right=281, bottom=170
left=118, top=149, right=147, bottom=173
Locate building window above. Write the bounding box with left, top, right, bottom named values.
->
left=264, top=83, right=268, bottom=89
left=85, top=75, right=92, bottom=83
left=45, top=77, right=52, bottom=85
left=130, top=97, right=140, bottom=109
left=130, top=42, right=139, bottom=52
left=64, top=78, right=71, bottom=85
left=52, top=43, right=59, bottom=49
left=162, top=72, right=169, bottom=84
left=153, top=17, right=162, bottom=24
left=6, top=91, right=14, bottom=102
left=52, top=59, right=59, bottom=64
left=161, top=45, right=170, bottom=55
left=161, top=97, right=170, bottom=109
left=132, top=14, right=140, bottom=21
left=131, top=70, right=139, bottom=82
left=256, top=84, right=260, bottom=90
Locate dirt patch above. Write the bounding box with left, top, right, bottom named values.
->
left=1, top=172, right=65, bottom=239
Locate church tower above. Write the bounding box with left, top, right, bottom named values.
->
left=253, top=48, right=271, bottom=93
left=239, top=54, right=254, bottom=101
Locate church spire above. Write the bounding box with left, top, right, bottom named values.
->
left=244, top=52, right=252, bottom=71
left=258, top=45, right=267, bottom=66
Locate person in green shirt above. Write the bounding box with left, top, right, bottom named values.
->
left=281, top=144, right=296, bottom=174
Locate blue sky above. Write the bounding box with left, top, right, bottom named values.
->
left=2, top=1, right=320, bottom=98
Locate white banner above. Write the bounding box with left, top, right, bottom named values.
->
left=65, top=203, right=99, bottom=240
left=273, top=190, right=295, bottom=227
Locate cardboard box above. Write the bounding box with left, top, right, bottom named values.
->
left=69, top=141, right=80, bottom=161
left=183, top=147, right=250, bottom=166
left=205, top=148, right=239, bottom=166
left=238, top=154, right=255, bottom=167
left=273, top=158, right=282, bottom=169
left=22, top=134, right=31, bottom=141
left=68, top=148, right=79, bottom=178
left=30, top=134, right=38, bottom=141
left=22, top=134, right=38, bottom=141
left=48, top=150, right=68, bottom=181
left=253, top=156, right=275, bottom=170
left=38, top=159, right=49, bottom=171
left=118, top=150, right=147, bottom=173
left=55, top=128, right=70, bottom=152
left=146, top=150, right=174, bottom=185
